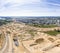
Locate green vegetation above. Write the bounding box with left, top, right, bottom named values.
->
left=28, top=29, right=36, bottom=39
left=0, top=20, right=11, bottom=26
left=29, top=23, right=57, bottom=28
left=28, top=30, right=35, bottom=36
left=44, top=30, right=60, bottom=36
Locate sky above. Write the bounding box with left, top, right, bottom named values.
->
left=0, top=0, right=60, bottom=16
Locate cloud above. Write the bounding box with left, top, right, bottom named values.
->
left=45, top=0, right=60, bottom=8
left=0, top=0, right=42, bottom=11
left=0, top=0, right=60, bottom=16
left=0, top=0, right=41, bottom=6
left=0, top=0, right=41, bottom=11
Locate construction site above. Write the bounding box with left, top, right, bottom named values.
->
left=0, top=22, right=60, bottom=53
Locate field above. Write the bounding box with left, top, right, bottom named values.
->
left=29, top=23, right=58, bottom=28
left=44, top=30, right=60, bottom=36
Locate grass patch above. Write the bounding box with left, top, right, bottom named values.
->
left=28, top=29, right=36, bottom=38
left=44, top=30, right=60, bottom=36
left=39, top=25, right=57, bottom=28
left=29, top=23, right=58, bottom=28
left=28, top=30, right=35, bottom=36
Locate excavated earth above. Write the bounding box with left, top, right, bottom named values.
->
left=0, top=27, right=5, bottom=49
left=0, top=22, right=60, bottom=53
